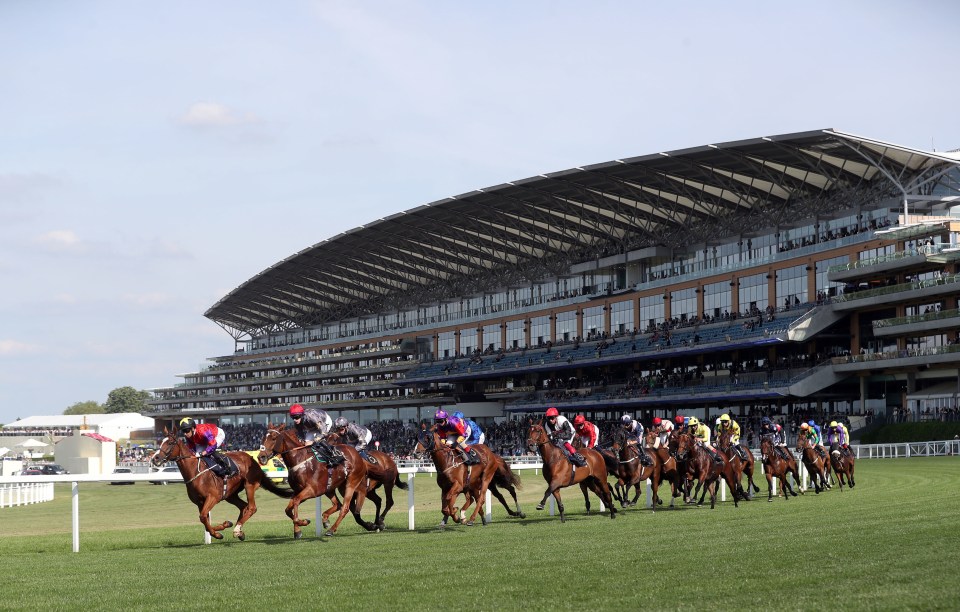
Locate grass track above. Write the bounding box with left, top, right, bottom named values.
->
left=1, top=458, right=958, bottom=610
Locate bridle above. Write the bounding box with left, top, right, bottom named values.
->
left=153, top=435, right=191, bottom=465
left=526, top=424, right=547, bottom=452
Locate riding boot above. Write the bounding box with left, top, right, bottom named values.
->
left=711, top=450, right=724, bottom=464
left=318, top=439, right=344, bottom=466
left=219, top=454, right=237, bottom=478
left=639, top=451, right=652, bottom=467
left=572, top=453, right=587, bottom=467
left=358, top=448, right=375, bottom=464
left=461, top=448, right=480, bottom=465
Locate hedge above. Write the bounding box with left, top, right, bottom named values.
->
left=860, top=421, right=960, bottom=444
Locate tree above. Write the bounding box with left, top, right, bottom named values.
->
left=104, top=386, right=152, bottom=414
left=64, top=400, right=105, bottom=415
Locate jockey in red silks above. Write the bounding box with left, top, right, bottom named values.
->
left=434, top=409, right=479, bottom=465
left=573, top=414, right=598, bottom=449
left=179, top=417, right=236, bottom=477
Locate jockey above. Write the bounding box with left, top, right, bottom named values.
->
left=289, top=403, right=343, bottom=466
left=827, top=421, right=851, bottom=456
left=453, top=411, right=486, bottom=446
left=332, top=416, right=375, bottom=462
left=620, top=414, right=653, bottom=466
left=572, top=414, right=598, bottom=449
left=434, top=409, right=480, bottom=465
left=717, top=414, right=746, bottom=461
left=651, top=416, right=674, bottom=449
left=760, top=417, right=789, bottom=461
left=178, top=417, right=236, bottom=477
left=799, top=422, right=827, bottom=459
left=673, top=415, right=686, bottom=433
left=544, top=407, right=586, bottom=467
left=688, top=417, right=723, bottom=464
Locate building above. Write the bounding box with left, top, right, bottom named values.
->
left=148, top=129, right=960, bottom=451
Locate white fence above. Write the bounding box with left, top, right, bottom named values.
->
left=1, top=439, right=957, bottom=553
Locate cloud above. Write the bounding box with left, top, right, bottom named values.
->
left=34, top=229, right=86, bottom=253
left=179, top=102, right=260, bottom=127
left=0, top=339, right=42, bottom=356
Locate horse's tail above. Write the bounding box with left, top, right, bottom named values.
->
left=394, top=473, right=409, bottom=490
left=495, top=460, right=522, bottom=489
left=259, top=472, right=295, bottom=498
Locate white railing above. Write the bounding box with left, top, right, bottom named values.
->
left=852, top=439, right=960, bottom=459
left=0, top=482, right=55, bottom=508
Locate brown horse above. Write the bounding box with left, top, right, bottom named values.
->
left=258, top=425, right=372, bottom=538
left=574, top=437, right=624, bottom=508
left=675, top=432, right=742, bottom=509
left=759, top=435, right=803, bottom=502
left=152, top=427, right=293, bottom=541
left=326, top=432, right=408, bottom=530
left=645, top=429, right=684, bottom=508
left=412, top=427, right=471, bottom=527
left=717, top=430, right=760, bottom=499
left=526, top=421, right=617, bottom=522
left=610, top=431, right=662, bottom=511
left=796, top=437, right=831, bottom=494
left=829, top=444, right=857, bottom=491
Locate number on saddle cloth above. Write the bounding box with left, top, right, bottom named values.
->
left=359, top=449, right=378, bottom=464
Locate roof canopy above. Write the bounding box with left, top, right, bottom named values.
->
left=205, top=129, right=960, bottom=338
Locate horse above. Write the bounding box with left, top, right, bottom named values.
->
left=610, top=430, right=662, bottom=511
left=716, top=430, right=760, bottom=499
left=325, top=432, right=408, bottom=530
left=412, top=427, right=472, bottom=527
left=644, top=429, right=684, bottom=508
left=575, top=435, right=625, bottom=508
left=526, top=421, right=616, bottom=522
left=828, top=443, right=857, bottom=491
left=152, top=427, right=294, bottom=541
left=759, top=435, right=803, bottom=502
left=795, top=436, right=831, bottom=494
left=258, top=425, right=373, bottom=538
left=675, top=432, right=742, bottom=509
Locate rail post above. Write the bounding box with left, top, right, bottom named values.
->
left=72, top=482, right=80, bottom=553
left=407, top=473, right=416, bottom=530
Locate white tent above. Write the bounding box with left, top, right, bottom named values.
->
left=17, top=438, right=49, bottom=448
left=0, top=446, right=10, bottom=456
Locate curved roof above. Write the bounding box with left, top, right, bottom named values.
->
left=205, top=128, right=960, bottom=337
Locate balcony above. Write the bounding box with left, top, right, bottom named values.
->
left=872, top=308, right=960, bottom=338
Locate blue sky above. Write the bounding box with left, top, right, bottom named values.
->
left=2, top=1, right=959, bottom=424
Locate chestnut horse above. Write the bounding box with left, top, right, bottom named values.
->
left=759, top=435, right=803, bottom=502
left=645, top=429, right=684, bottom=508
left=829, top=444, right=857, bottom=491
left=325, top=432, right=408, bottom=530
left=413, top=428, right=526, bottom=527
left=675, top=432, right=743, bottom=509
left=258, top=425, right=372, bottom=538
left=526, top=421, right=617, bottom=522
left=152, top=427, right=293, bottom=541
left=717, top=430, right=760, bottom=499
left=796, top=437, right=831, bottom=494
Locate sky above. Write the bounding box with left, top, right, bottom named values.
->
left=2, top=0, right=959, bottom=425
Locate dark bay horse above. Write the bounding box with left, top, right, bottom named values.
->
left=759, top=435, right=803, bottom=502
left=526, top=421, right=616, bottom=522
left=717, top=430, right=760, bottom=499
left=645, top=429, right=683, bottom=508
left=796, top=437, right=831, bottom=494
left=675, top=432, right=742, bottom=509
left=258, top=425, right=372, bottom=538
left=610, top=432, right=662, bottom=511
left=153, top=427, right=293, bottom=541
left=829, top=444, right=857, bottom=491
left=412, top=428, right=471, bottom=527
left=326, top=432, right=408, bottom=530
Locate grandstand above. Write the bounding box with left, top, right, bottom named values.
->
left=148, top=128, right=960, bottom=443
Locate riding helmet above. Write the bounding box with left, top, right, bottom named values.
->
left=620, top=414, right=632, bottom=425
left=434, top=409, right=448, bottom=421
left=289, top=404, right=305, bottom=417
left=573, top=415, right=585, bottom=426
left=830, top=421, right=838, bottom=428
left=800, top=422, right=809, bottom=430
left=674, top=415, right=685, bottom=425
left=453, top=411, right=465, bottom=419
left=688, top=417, right=700, bottom=427
left=719, top=414, right=731, bottom=422
left=545, top=407, right=559, bottom=418
left=334, top=416, right=348, bottom=428
left=652, top=417, right=662, bottom=426
left=179, top=417, right=196, bottom=430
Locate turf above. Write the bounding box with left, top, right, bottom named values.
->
left=0, top=459, right=957, bottom=611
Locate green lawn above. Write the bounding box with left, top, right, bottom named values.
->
left=1, top=459, right=958, bottom=611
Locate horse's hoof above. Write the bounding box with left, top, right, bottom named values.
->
left=518, top=513, right=527, bottom=519
left=321, top=521, right=330, bottom=530
left=535, top=504, right=545, bottom=511
left=767, top=498, right=774, bottom=502
left=237, top=532, right=245, bottom=541
left=223, top=521, right=233, bottom=529
left=213, top=533, right=223, bottom=540
left=294, top=531, right=302, bottom=540
left=324, top=530, right=335, bottom=537
left=465, top=521, right=475, bottom=527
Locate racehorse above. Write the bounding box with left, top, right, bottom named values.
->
left=575, top=436, right=625, bottom=508
left=675, top=432, right=743, bottom=509
left=829, top=444, right=857, bottom=491
left=153, top=427, right=293, bottom=541
left=759, top=435, right=803, bottom=502
left=717, top=430, right=760, bottom=499
left=610, top=430, right=662, bottom=511
left=644, top=429, right=684, bottom=508
left=795, top=436, right=831, bottom=494
left=326, top=432, right=408, bottom=530
left=412, top=427, right=526, bottom=527
left=258, top=425, right=373, bottom=538
left=526, top=421, right=617, bottom=522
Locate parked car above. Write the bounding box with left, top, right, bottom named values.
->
left=20, top=468, right=43, bottom=476
left=38, top=464, right=69, bottom=475
left=149, top=465, right=182, bottom=485
left=110, top=466, right=135, bottom=485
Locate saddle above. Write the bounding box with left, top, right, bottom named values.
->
left=202, top=453, right=238, bottom=478
left=358, top=449, right=379, bottom=465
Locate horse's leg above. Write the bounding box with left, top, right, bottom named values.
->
left=358, top=488, right=382, bottom=531
left=764, top=464, right=775, bottom=502
left=226, top=484, right=255, bottom=540
left=196, top=496, right=227, bottom=539
left=285, top=489, right=314, bottom=539
left=347, top=480, right=376, bottom=532
left=552, top=488, right=566, bottom=522
left=375, top=483, right=393, bottom=529
left=322, top=491, right=341, bottom=529
left=489, top=483, right=525, bottom=519
left=586, top=476, right=617, bottom=518
left=326, top=480, right=361, bottom=536
left=580, top=482, right=592, bottom=514
left=536, top=484, right=555, bottom=511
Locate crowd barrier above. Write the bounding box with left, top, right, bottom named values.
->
left=1, top=439, right=956, bottom=553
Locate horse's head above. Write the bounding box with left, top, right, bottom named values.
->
left=152, top=427, right=188, bottom=467
left=526, top=420, right=548, bottom=452
left=759, top=434, right=773, bottom=457
left=795, top=436, right=808, bottom=452
left=258, top=424, right=288, bottom=466
left=412, top=426, right=435, bottom=457
left=675, top=432, right=693, bottom=460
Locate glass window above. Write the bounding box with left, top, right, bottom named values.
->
left=738, top=272, right=767, bottom=316
left=483, top=323, right=501, bottom=352
left=703, top=281, right=731, bottom=320
left=459, top=328, right=477, bottom=356
left=583, top=306, right=603, bottom=339
left=775, top=264, right=807, bottom=310
left=437, top=331, right=455, bottom=359
left=671, top=287, right=697, bottom=323
left=555, top=310, right=577, bottom=342
left=530, top=315, right=550, bottom=346
left=639, top=295, right=664, bottom=332
left=610, top=300, right=634, bottom=336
